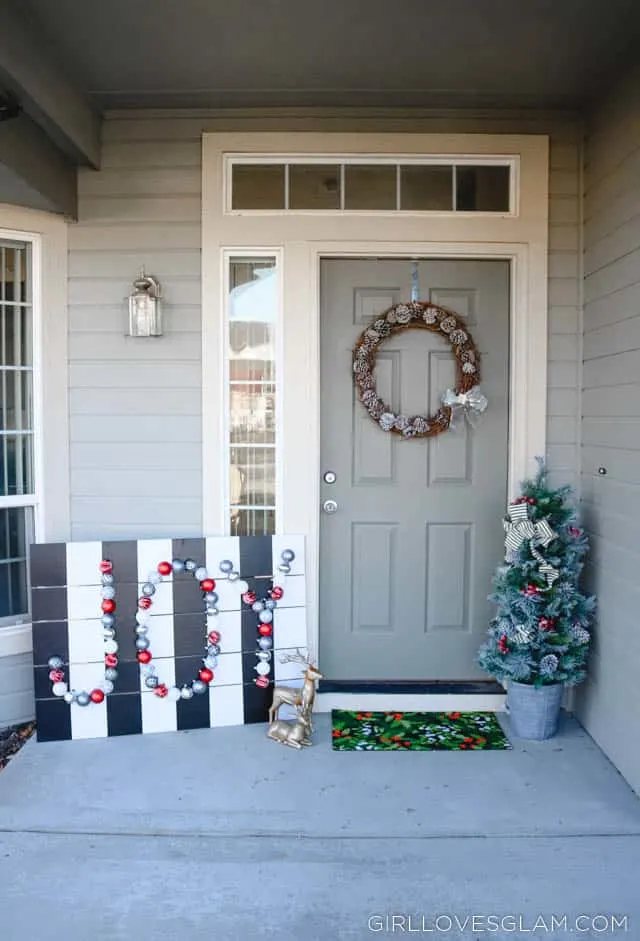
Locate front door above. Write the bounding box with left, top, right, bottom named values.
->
left=319, top=258, right=510, bottom=680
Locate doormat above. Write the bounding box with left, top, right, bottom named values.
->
left=331, top=710, right=511, bottom=751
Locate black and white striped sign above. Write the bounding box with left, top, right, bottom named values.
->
left=31, top=535, right=307, bottom=742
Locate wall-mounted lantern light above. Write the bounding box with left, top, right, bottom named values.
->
left=128, top=268, right=162, bottom=337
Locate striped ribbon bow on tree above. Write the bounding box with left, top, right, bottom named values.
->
left=503, top=502, right=560, bottom=588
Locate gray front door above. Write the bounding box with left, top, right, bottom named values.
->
left=319, top=259, right=510, bottom=680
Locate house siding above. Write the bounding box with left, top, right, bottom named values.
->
left=576, top=68, right=640, bottom=795
left=67, top=110, right=583, bottom=543
left=0, top=653, right=35, bottom=729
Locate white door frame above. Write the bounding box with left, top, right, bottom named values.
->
left=202, top=133, right=549, bottom=663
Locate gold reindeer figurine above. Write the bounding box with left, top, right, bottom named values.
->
left=268, top=649, right=323, bottom=728
left=266, top=711, right=312, bottom=749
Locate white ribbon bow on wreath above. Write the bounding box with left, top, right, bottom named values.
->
left=503, top=502, right=560, bottom=587
left=441, top=385, right=488, bottom=429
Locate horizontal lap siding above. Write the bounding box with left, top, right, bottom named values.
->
left=0, top=653, right=35, bottom=727
left=577, top=66, right=640, bottom=796
left=68, top=111, right=582, bottom=539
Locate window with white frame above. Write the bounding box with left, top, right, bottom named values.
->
left=226, top=156, right=516, bottom=214
left=226, top=256, right=278, bottom=535
left=0, top=238, right=34, bottom=623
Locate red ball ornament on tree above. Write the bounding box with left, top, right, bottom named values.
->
left=199, top=667, right=213, bottom=683
left=528, top=498, right=536, bottom=505
left=137, top=650, right=152, bottom=664
left=200, top=578, right=216, bottom=593
left=539, top=617, right=556, bottom=631
left=99, top=559, right=113, bottom=574
left=255, top=675, right=269, bottom=689
left=101, top=598, right=115, bottom=614
left=242, top=590, right=257, bottom=605
left=90, top=689, right=105, bottom=704
left=157, top=560, right=173, bottom=576
left=207, top=630, right=221, bottom=645
left=138, top=596, right=152, bottom=610
left=258, top=623, right=273, bottom=637
left=105, top=654, right=118, bottom=668
left=154, top=684, right=168, bottom=698
left=270, top=586, right=284, bottom=601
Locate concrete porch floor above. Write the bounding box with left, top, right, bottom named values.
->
left=0, top=713, right=639, bottom=940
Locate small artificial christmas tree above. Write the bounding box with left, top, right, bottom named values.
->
left=478, top=459, right=596, bottom=688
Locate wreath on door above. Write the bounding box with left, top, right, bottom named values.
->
left=352, top=301, right=488, bottom=439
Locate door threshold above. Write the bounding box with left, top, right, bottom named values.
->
left=315, top=679, right=506, bottom=714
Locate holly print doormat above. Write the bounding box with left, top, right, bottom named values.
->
left=331, top=710, right=511, bottom=751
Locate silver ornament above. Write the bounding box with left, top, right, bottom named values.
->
left=258, top=609, right=273, bottom=624
left=281, top=549, right=295, bottom=563
left=136, top=609, right=150, bottom=625
left=142, top=664, right=156, bottom=676
left=278, top=563, right=291, bottom=574
left=52, top=681, right=68, bottom=697
left=194, top=567, right=208, bottom=581
left=104, top=668, right=118, bottom=681
left=236, top=579, right=249, bottom=594
left=101, top=613, right=115, bottom=628
left=63, top=691, right=76, bottom=704
left=258, top=636, right=273, bottom=650
left=135, top=624, right=149, bottom=635
left=147, top=571, right=162, bottom=585
left=101, top=586, right=116, bottom=600
left=76, top=691, right=90, bottom=707
left=257, top=651, right=271, bottom=661
left=48, top=656, right=63, bottom=669
left=203, top=656, right=218, bottom=670
left=265, top=599, right=277, bottom=610
left=145, top=675, right=159, bottom=689
left=219, top=559, right=234, bottom=573
left=180, top=685, right=194, bottom=700
left=141, top=582, right=156, bottom=597
left=192, top=680, right=207, bottom=695
left=167, top=686, right=181, bottom=702
left=101, top=573, right=115, bottom=585
left=101, top=679, right=115, bottom=695
left=172, top=559, right=185, bottom=572
left=102, top=627, right=116, bottom=640
left=184, top=559, right=197, bottom=572
left=206, top=606, right=219, bottom=616
left=252, top=601, right=265, bottom=613
left=207, top=643, right=221, bottom=657
left=135, top=637, right=150, bottom=651
left=205, top=592, right=219, bottom=604
left=228, top=570, right=240, bottom=581
left=104, top=640, right=119, bottom=655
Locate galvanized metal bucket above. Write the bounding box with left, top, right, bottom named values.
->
left=506, top=681, right=564, bottom=740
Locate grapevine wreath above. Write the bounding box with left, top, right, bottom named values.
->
left=352, top=301, right=488, bottom=438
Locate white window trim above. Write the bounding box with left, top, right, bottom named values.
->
left=202, top=131, right=549, bottom=661
left=224, top=152, right=520, bottom=216
left=0, top=207, right=69, bottom=657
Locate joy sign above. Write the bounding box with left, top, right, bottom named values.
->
left=31, top=535, right=307, bottom=742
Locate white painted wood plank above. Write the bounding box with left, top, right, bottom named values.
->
left=548, top=334, right=579, bottom=363
left=71, top=468, right=202, bottom=499
left=70, top=415, right=201, bottom=443
left=582, top=384, right=640, bottom=418
left=69, top=387, right=201, bottom=416
left=69, top=332, right=201, bottom=362
left=583, top=350, right=640, bottom=388
left=69, top=276, right=201, bottom=307
left=583, top=280, right=640, bottom=332
left=70, top=496, right=202, bottom=526
left=70, top=363, right=201, bottom=388
left=69, top=249, right=201, bottom=279
left=71, top=442, right=201, bottom=470
left=584, top=246, right=640, bottom=304
left=69, top=306, right=200, bottom=335
left=584, top=315, right=640, bottom=361
left=549, top=306, right=580, bottom=335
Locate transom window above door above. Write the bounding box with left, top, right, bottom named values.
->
left=226, top=156, right=517, bottom=214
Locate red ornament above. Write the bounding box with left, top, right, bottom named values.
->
left=242, top=590, right=257, bottom=605
left=199, top=667, right=213, bottom=683
left=157, top=560, right=173, bottom=576
left=154, top=684, right=168, bottom=698
left=498, top=634, right=510, bottom=654
left=539, top=617, right=556, bottom=631
left=207, top=630, right=221, bottom=645
left=255, top=676, right=270, bottom=688
left=105, top=654, right=118, bottom=668
left=200, top=578, right=216, bottom=593
left=138, top=596, right=152, bottom=610
left=49, top=669, right=64, bottom=683
left=90, top=689, right=105, bottom=704
left=569, top=526, right=580, bottom=538
left=524, top=583, right=540, bottom=597
left=101, top=598, right=116, bottom=614
left=137, top=650, right=152, bottom=664
left=528, top=498, right=536, bottom=505
left=99, top=559, right=113, bottom=574
left=258, top=623, right=273, bottom=637
left=269, top=586, right=284, bottom=601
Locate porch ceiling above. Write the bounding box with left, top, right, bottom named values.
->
left=13, top=0, right=640, bottom=111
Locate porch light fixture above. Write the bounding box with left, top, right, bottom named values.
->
left=128, top=268, right=162, bottom=337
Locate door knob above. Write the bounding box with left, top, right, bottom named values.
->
left=322, top=499, right=338, bottom=514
